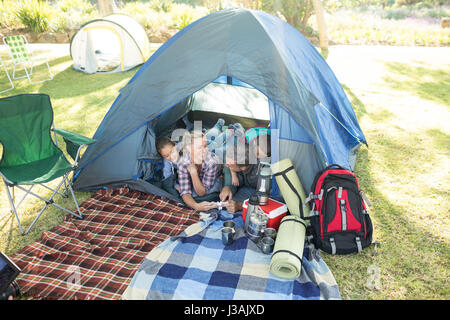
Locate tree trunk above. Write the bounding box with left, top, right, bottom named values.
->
left=98, top=0, right=117, bottom=17
left=312, top=0, right=328, bottom=52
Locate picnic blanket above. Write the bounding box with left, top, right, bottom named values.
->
left=122, top=211, right=341, bottom=300
left=10, top=187, right=200, bottom=300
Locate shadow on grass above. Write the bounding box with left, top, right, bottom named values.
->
left=322, top=83, right=450, bottom=299
left=383, top=61, right=450, bottom=106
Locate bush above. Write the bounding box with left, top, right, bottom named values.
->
left=0, top=1, right=22, bottom=28
left=51, top=0, right=97, bottom=31
left=170, top=3, right=207, bottom=29
left=15, top=0, right=55, bottom=32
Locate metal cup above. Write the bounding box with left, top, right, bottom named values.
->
left=222, top=227, right=235, bottom=245
left=259, top=237, right=275, bottom=254
left=263, top=228, right=277, bottom=240
left=223, top=220, right=235, bottom=231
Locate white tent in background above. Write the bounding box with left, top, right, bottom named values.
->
left=70, top=13, right=150, bottom=74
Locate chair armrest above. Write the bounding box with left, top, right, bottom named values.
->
left=52, top=128, right=95, bottom=163
left=52, top=128, right=96, bottom=146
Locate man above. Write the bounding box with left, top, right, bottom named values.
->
left=219, top=142, right=260, bottom=213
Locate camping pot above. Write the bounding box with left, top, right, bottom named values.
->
left=256, top=163, right=272, bottom=206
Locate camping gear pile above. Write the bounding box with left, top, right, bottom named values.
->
left=237, top=157, right=373, bottom=280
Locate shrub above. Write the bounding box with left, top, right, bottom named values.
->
left=169, top=3, right=208, bottom=30
left=51, top=0, right=97, bottom=31
left=15, top=0, right=55, bottom=32
left=0, top=1, right=21, bottom=28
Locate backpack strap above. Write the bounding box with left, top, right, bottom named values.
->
left=329, top=237, right=336, bottom=255
left=355, top=237, right=362, bottom=253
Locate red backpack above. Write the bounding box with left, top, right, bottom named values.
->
left=305, top=164, right=373, bottom=255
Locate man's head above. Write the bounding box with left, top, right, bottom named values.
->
left=182, top=130, right=207, bottom=165
left=225, top=142, right=252, bottom=172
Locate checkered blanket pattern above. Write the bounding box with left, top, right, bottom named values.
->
left=10, top=187, right=199, bottom=300
left=122, top=212, right=341, bottom=300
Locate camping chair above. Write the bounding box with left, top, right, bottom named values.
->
left=0, top=56, right=14, bottom=94
left=2, top=35, right=53, bottom=84
left=0, top=94, right=95, bottom=235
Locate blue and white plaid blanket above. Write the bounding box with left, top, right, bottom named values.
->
left=122, top=211, right=340, bottom=300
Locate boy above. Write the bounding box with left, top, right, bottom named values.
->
left=229, top=127, right=271, bottom=187
left=155, top=137, right=182, bottom=199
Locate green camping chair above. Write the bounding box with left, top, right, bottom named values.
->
left=0, top=94, right=95, bottom=235
left=0, top=56, right=14, bottom=94
left=2, top=35, right=53, bottom=84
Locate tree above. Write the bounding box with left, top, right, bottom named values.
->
left=312, top=0, right=329, bottom=55
left=260, top=0, right=329, bottom=56
left=97, top=0, right=117, bottom=17
left=261, top=0, right=314, bottom=32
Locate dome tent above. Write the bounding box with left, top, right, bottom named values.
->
left=72, top=8, right=367, bottom=201
left=70, top=14, right=150, bottom=74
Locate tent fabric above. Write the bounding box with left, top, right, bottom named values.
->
left=73, top=8, right=366, bottom=196
left=70, top=14, right=150, bottom=74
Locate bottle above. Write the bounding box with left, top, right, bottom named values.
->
left=229, top=122, right=245, bottom=140
left=205, top=118, right=225, bottom=144
left=207, top=126, right=233, bottom=160
left=256, top=162, right=272, bottom=206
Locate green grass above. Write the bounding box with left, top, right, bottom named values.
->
left=0, top=44, right=449, bottom=300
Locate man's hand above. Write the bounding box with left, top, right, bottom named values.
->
left=225, top=200, right=243, bottom=214
left=187, top=164, right=198, bottom=176
left=219, top=186, right=233, bottom=202
left=194, top=201, right=217, bottom=212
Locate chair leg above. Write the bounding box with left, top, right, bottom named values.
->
left=3, top=182, right=25, bottom=235
left=64, top=176, right=84, bottom=220
left=24, top=63, right=33, bottom=85
left=13, top=175, right=83, bottom=235
left=0, top=63, right=14, bottom=94
left=39, top=182, right=67, bottom=198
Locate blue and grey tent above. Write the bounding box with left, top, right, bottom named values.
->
left=73, top=8, right=366, bottom=200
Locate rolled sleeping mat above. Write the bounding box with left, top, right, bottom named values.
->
left=271, top=158, right=310, bottom=219
left=269, top=215, right=307, bottom=279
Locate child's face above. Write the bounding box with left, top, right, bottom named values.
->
left=160, top=144, right=179, bottom=163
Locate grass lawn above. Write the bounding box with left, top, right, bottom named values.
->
left=0, top=43, right=449, bottom=300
